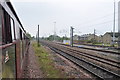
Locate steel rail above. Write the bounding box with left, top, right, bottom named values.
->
left=57, top=42, right=120, bottom=55
left=56, top=45, right=120, bottom=68
left=41, top=42, right=120, bottom=80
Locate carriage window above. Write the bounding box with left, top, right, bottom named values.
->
left=0, top=7, right=6, bottom=45
left=24, top=34, right=26, bottom=39
left=10, top=18, right=15, bottom=41
left=22, top=32, right=24, bottom=40
left=20, top=29, right=22, bottom=40
left=15, top=24, right=20, bottom=39
left=4, top=9, right=12, bottom=44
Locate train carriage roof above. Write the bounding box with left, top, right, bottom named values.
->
left=6, top=2, right=26, bottom=33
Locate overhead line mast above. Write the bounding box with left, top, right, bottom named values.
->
left=70, top=26, right=74, bottom=47
left=54, top=22, right=56, bottom=41
left=113, top=0, right=116, bottom=46
left=118, top=1, right=120, bottom=49
left=38, top=25, right=40, bottom=46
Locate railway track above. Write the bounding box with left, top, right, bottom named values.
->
left=74, top=43, right=118, bottom=49
left=54, top=44, right=120, bottom=75
left=41, top=41, right=120, bottom=80
left=56, top=47, right=120, bottom=68
left=57, top=42, right=120, bottom=55
left=57, top=42, right=120, bottom=63
left=55, top=44, right=120, bottom=67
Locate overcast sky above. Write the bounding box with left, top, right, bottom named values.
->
left=11, top=0, right=120, bottom=37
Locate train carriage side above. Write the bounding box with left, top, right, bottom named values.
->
left=0, top=2, right=30, bottom=78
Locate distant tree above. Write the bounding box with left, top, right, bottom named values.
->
left=62, top=36, right=70, bottom=40
left=26, top=32, right=32, bottom=39
left=47, top=35, right=54, bottom=41
left=41, top=35, right=70, bottom=42
left=31, top=36, right=35, bottom=40
left=46, top=35, right=61, bottom=41
left=41, top=37, right=45, bottom=40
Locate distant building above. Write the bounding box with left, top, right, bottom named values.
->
left=79, top=34, right=89, bottom=41
left=73, top=34, right=99, bottom=41
left=96, top=35, right=103, bottom=43
left=73, top=35, right=80, bottom=40
left=87, top=34, right=98, bottom=41
left=102, top=32, right=119, bottom=44
left=73, top=32, right=119, bottom=45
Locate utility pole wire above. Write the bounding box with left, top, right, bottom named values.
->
left=76, top=12, right=118, bottom=27
left=75, top=19, right=118, bottom=30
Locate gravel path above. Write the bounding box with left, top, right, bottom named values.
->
left=21, top=43, right=92, bottom=78
left=21, top=44, right=43, bottom=78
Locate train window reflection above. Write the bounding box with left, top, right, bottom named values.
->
left=10, top=18, right=15, bottom=41
left=4, top=9, right=12, bottom=44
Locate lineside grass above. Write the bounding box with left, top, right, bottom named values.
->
left=32, top=42, right=65, bottom=78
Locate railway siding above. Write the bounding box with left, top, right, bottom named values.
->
left=54, top=45, right=120, bottom=74
left=57, top=42, right=120, bottom=63
left=41, top=41, right=120, bottom=79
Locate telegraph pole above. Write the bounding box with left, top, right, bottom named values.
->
left=70, top=26, right=74, bottom=47
left=113, top=0, right=116, bottom=46
left=94, top=29, right=96, bottom=41
left=38, top=25, right=40, bottom=46
left=54, top=22, right=56, bottom=41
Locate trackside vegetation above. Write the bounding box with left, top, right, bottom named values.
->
left=32, top=42, right=66, bottom=78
